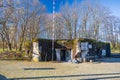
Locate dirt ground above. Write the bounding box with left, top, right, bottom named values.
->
left=0, top=57, right=120, bottom=80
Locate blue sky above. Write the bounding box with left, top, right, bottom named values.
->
left=99, top=0, right=120, bottom=17
left=40, top=0, right=120, bottom=18
left=40, top=0, right=75, bottom=13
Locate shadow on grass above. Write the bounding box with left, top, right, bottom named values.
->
left=9, top=72, right=120, bottom=80
left=24, top=68, right=55, bottom=70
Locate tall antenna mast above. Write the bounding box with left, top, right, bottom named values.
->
left=52, top=0, right=55, bottom=61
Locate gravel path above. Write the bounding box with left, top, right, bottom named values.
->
left=0, top=58, right=120, bottom=80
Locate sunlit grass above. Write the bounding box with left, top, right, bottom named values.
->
left=111, top=49, right=120, bottom=53
left=0, top=48, right=8, bottom=53
left=0, top=48, right=22, bottom=53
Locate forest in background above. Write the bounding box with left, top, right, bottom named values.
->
left=0, top=0, right=120, bottom=53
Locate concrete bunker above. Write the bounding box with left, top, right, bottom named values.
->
left=32, top=38, right=111, bottom=62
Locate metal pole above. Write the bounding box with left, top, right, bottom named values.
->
left=52, top=0, right=55, bottom=61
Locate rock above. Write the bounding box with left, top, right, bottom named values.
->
left=77, top=58, right=82, bottom=63
left=68, top=60, right=72, bottom=63
left=32, top=57, right=39, bottom=62
left=90, top=60, right=93, bottom=63
left=72, top=59, right=79, bottom=64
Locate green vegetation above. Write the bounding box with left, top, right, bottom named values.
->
left=0, top=48, right=8, bottom=53
left=109, top=43, right=120, bottom=53
left=111, top=49, right=120, bottom=53
left=0, top=48, right=22, bottom=53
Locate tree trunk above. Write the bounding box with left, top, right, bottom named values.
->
left=68, top=27, right=72, bottom=39
left=19, top=43, right=23, bottom=51
left=8, top=43, right=12, bottom=51
left=74, top=26, right=77, bottom=39
left=19, top=37, right=25, bottom=51
left=14, top=44, right=17, bottom=51
left=3, top=40, right=4, bottom=51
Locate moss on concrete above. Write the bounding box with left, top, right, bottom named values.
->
left=32, top=38, right=109, bottom=61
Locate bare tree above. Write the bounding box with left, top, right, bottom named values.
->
left=104, top=16, right=120, bottom=48
left=17, top=0, right=46, bottom=51
left=0, top=0, right=46, bottom=52
left=0, top=0, right=15, bottom=51
left=54, top=13, right=66, bottom=39
left=79, top=1, right=92, bottom=38
left=60, top=3, right=73, bottom=39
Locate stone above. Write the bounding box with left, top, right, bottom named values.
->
left=90, top=60, right=93, bottom=63
left=72, top=59, right=79, bottom=63
left=68, top=60, right=72, bottom=63
left=32, top=57, right=39, bottom=62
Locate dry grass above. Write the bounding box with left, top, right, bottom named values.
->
left=111, top=49, right=120, bottom=53
left=0, top=58, right=120, bottom=80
